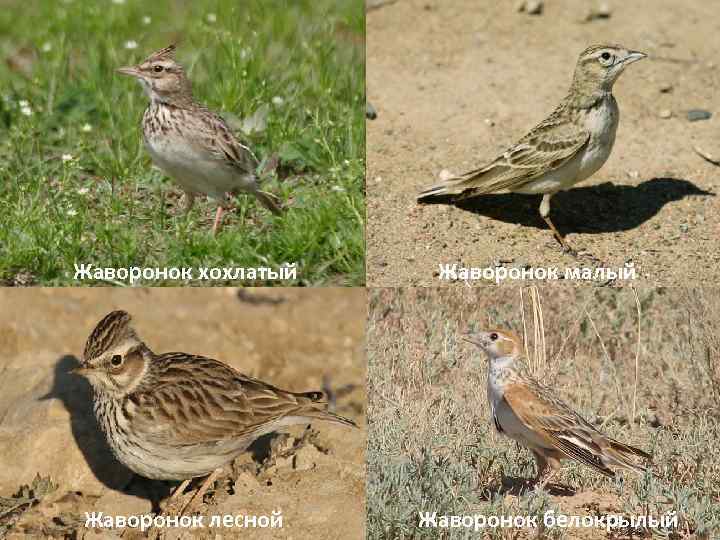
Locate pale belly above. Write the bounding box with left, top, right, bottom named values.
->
left=144, top=133, right=257, bottom=201
left=513, top=97, right=619, bottom=195
left=494, top=397, right=553, bottom=450
left=488, top=372, right=553, bottom=451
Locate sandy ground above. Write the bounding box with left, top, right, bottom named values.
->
left=0, top=288, right=366, bottom=539
left=367, top=0, right=720, bottom=287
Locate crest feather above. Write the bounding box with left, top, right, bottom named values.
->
left=83, top=310, right=138, bottom=361
left=148, top=44, right=177, bottom=61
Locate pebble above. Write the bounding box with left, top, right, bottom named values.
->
left=659, top=109, right=672, bottom=119
left=516, top=0, right=543, bottom=15
left=687, top=109, right=712, bottom=122
left=366, top=102, right=378, bottom=120
left=596, top=2, right=612, bottom=17
left=585, top=2, right=611, bottom=20
left=439, top=169, right=456, bottom=181
left=659, top=83, right=673, bottom=93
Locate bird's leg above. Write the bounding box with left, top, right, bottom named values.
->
left=181, top=191, right=196, bottom=214
left=539, top=194, right=575, bottom=255
left=531, top=450, right=561, bottom=489
left=211, top=193, right=240, bottom=235
left=167, top=478, right=192, bottom=505
left=143, top=479, right=193, bottom=539
left=178, top=468, right=223, bottom=516
left=212, top=206, right=224, bottom=235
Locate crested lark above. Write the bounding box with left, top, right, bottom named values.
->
left=418, top=44, right=647, bottom=252
left=118, top=45, right=283, bottom=234
left=463, top=329, right=652, bottom=486
left=72, top=310, right=356, bottom=515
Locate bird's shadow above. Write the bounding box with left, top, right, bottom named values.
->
left=496, top=476, right=576, bottom=497
left=423, top=178, right=713, bottom=235
left=41, top=356, right=277, bottom=514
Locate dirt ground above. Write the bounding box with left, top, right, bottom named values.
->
left=367, top=0, right=720, bottom=287
left=0, top=288, right=366, bottom=539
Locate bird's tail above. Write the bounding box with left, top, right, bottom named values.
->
left=417, top=175, right=471, bottom=200
left=604, top=438, right=655, bottom=476
left=255, top=190, right=284, bottom=215
left=417, top=165, right=501, bottom=202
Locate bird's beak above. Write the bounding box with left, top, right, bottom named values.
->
left=70, top=365, right=89, bottom=376
left=622, top=50, right=647, bottom=65
left=117, top=65, right=142, bottom=78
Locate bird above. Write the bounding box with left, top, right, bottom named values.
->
left=462, top=328, right=652, bottom=486
left=117, top=44, right=283, bottom=234
left=418, top=44, right=647, bottom=252
left=72, top=310, right=356, bottom=515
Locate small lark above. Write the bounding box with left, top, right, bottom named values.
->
left=118, top=45, right=283, bottom=234
left=463, top=329, right=652, bottom=486
left=418, top=44, right=646, bottom=252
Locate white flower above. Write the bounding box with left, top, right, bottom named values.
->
left=67, top=208, right=78, bottom=217
left=124, top=40, right=138, bottom=50
left=111, top=0, right=125, bottom=4
left=41, top=42, right=52, bottom=53
left=141, top=16, right=151, bottom=25
left=61, top=154, right=74, bottom=163
left=81, top=123, right=92, bottom=132
left=271, top=96, right=284, bottom=107
left=18, top=100, right=32, bottom=116
left=206, top=13, right=217, bottom=23
left=331, top=185, right=346, bottom=192
left=77, top=187, right=90, bottom=195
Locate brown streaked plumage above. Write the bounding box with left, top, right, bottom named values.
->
left=73, top=310, right=356, bottom=513
left=462, top=329, right=653, bottom=486
left=418, top=44, right=647, bottom=252
left=117, top=44, right=283, bottom=234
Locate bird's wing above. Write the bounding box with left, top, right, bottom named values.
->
left=417, top=103, right=589, bottom=199
left=193, top=109, right=260, bottom=174
left=127, top=353, right=322, bottom=445
left=502, top=380, right=617, bottom=477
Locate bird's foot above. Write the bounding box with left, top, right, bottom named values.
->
left=552, top=232, right=578, bottom=257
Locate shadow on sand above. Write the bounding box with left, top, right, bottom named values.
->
left=421, top=178, right=713, bottom=236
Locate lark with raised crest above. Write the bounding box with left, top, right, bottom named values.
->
left=117, top=45, right=283, bottom=234
left=72, top=310, right=356, bottom=515
left=462, top=329, right=652, bottom=486
left=418, top=44, right=646, bottom=252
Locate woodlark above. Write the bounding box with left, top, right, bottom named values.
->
left=73, top=310, right=356, bottom=516
left=418, top=44, right=647, bottom=252
left=462, top=329, right=652, bottom=486
left=117, top=45, right=283, bottom=234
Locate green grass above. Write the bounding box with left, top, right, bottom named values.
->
left=0, top=0, right=365, bottom=286
left=368, top=288, right=720, bottom=539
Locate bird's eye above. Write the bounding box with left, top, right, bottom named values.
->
left=600, top=52, right=612, bottom=61
left=153, top=65, right=164, bottom=73
left=490, top=333, right=498, bottom=341
left=110, top=355, right=123, bottom=367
